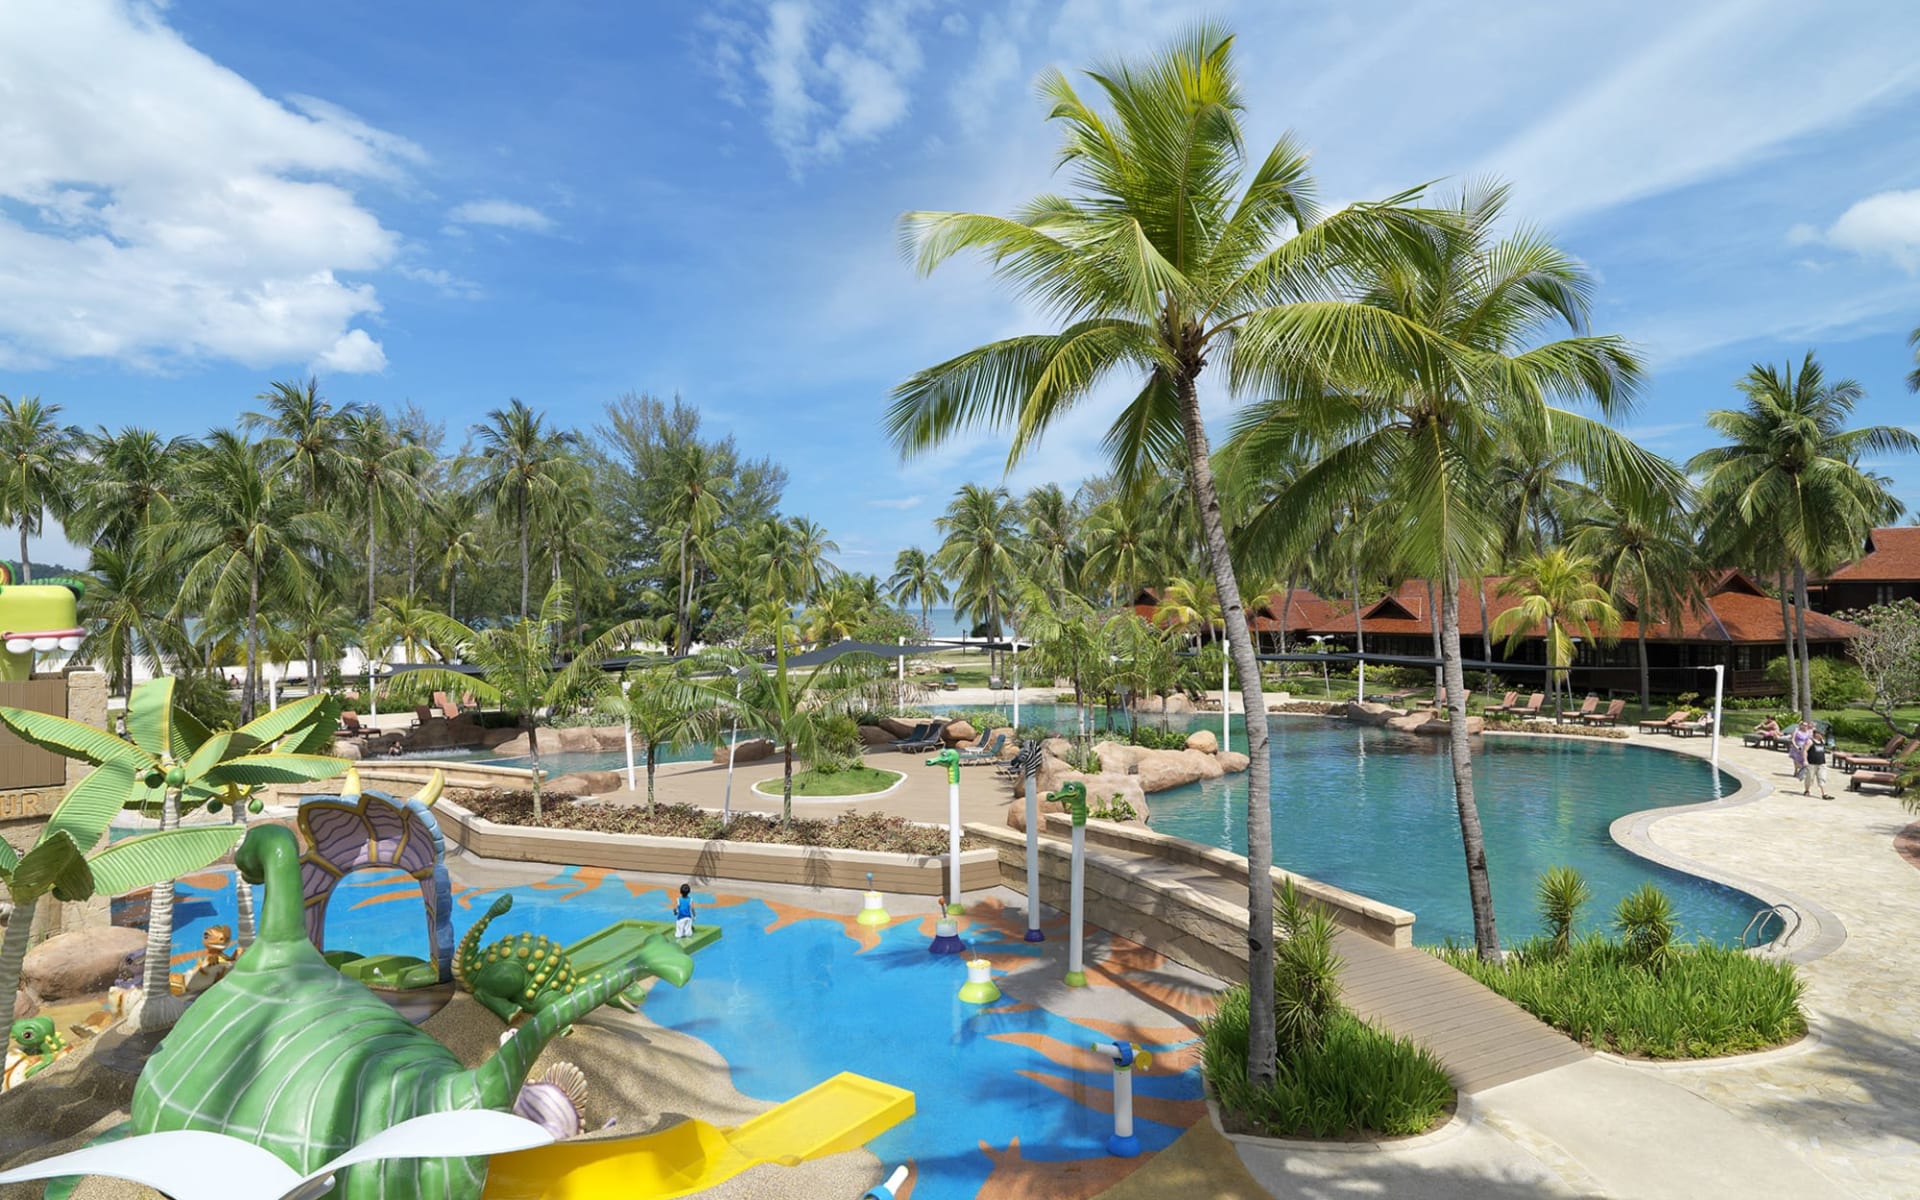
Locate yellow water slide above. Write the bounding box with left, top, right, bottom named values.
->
left=481, top=1072, right=914, bottom=1200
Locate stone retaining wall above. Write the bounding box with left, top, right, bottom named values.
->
left=433, top=798, right=1001, bottom=896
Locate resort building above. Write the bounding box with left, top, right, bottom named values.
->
left=1811, top=526, right=1920, bottom=612
left=1136, top=571, right=1862, bottom=697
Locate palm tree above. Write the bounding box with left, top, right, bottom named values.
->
left=433, top=487, right=487, bottom=623
left=1489, top=548, right=1623, bottom=720
left=617, top=661, right=720, bottom=814
left=0, top=395, right=80, bottom=580
left=749, top=516, right=837, bottom=609
left=74, top=546, right=189, bottom=697
left=408, top=582, right=645, bottom=821
left=151, top=432, right=342, bottom=721
left=1689, top=354, right=1917, bottom=719
left=802, top=589, right=865, bottom=645
left=934, top=484, right=1019, bottom=669
left=1234, top=183, right=1676, bottom=963
left=660, top=441, right=729, bottom=654
left=369, top=595, right=450, bottom=665
left=71, top=427, right=193, bottom=555
left=1021, top=484, right=1079, bottom=605
left=888, top=547, right=949, bottom=635
left=1154, top=576, right=1223, bottom=645
left=885, top=30, right=1469, bottom=1077
left=1908, top=325, right=1920, bottom=394
left=243, top=377, right=354, bottom=504
left=1081, top=497, right=1160, bottom=607
left=283, top=586, right=358, bottom=697
left=469, top=399, right=579, bottom=621
left=340, top=409, right=425, bottom=621
left=1567, top=486, right=1700, bottom=718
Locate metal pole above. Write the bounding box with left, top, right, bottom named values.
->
left=368, top=658, right=377, bottom=722
left=1221, top=642, right=1230, bottom=751
left=1067, top=817, right=1087, bottom=987
left=1022, top=747, right=1043, bottom=942
left=1711, top=664, right=1725, bottom=776
left=622, top=678, right=636, bottom=792
left=722, top=677, right=739, bottom=825
left=1011, top=632, right=1020, bottom=730
left=897, top=635, right=904, bottom=709
left=947, top=774, right=962, bottom=914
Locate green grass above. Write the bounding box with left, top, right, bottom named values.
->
left=1436, top=938, right=1807, bottom=1059
left=1202, top=986, right=1454, bottom=1138
left=760, top=765, right=903, bottom=796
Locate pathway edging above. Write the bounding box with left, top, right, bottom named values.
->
left=1202, top=1097, right=1471, bottom=1155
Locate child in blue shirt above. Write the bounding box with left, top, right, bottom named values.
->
left=673, top=883, right=694, bottom=940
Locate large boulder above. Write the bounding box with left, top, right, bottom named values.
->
left=12, top=984, right=38, bottom=1020
left=492, top=732, right=533, bottom=756
left=1179, top=748, right=1225, bottom=779
left=1386, top=711, right=1433, bottom=735
left=1218, top=750, right=1250, bottom=773
left=876, top=715, right=919, bottom=739
left=1185, top=729, right=1219, bottom=755
left=543, top=774, right=594, bottom=798
left=479, top=726, right=523, bottom=749
left=714, top=737, right=775, bottom=765
left=556, top=726, right=600, bottom=753
left=1093, top=740, right=1144, bottom=775
left=1341, top=701, right=1400, bottom=727
left=1134, top=750, right=1208, bottom=793
left=1014, top=771, right=1150, bottom=829
left=21, top=926, right=147, bottom=1004
left=1134, top=693, right=1194, bottom=715
left=943, top=720, right=978, bottom=747
left=857, top=724, right=897, bottom=746
left=1042, top=737, right=1075, bottom=760
left=1415, top=715, right=1484, bottom=737
left=591, top=726, right=629, bottom=752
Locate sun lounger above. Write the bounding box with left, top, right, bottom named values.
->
left=432, top=691, right=461, bottom=721
left=1849, top=769, right=1906, bottom=796
left=895, top=720, right=947, bottom=753
left=338, top=711, right=375, bottom=740
left=408, top=704, right=435, bottom=729
left=1670, top=715, right=1715, bottom=737
left=1557, top=695, right=1600, bottom=725
left=959, top=731, right=1009, bottom=765
left=1581, top=699, right=1627, bottom=726
left=1742, top=729, right=1783, bottom=748
left=1637, top=710, right=1691, bottom=734
left=1834, top=736, right=1906, bottom=772
left=1482, top=691, right=1520, bottom=716
left=1501, top=693, right=1545, bottom=721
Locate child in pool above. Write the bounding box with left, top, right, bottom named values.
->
left=672, top=883, right=694, bottom=940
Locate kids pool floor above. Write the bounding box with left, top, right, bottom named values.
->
left=161, top=862, right=1221, bottom=1200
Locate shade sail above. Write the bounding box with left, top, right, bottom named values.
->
left=782, top=640, right=949, bottom=667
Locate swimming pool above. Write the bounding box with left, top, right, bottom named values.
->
left=163, top=867, right=1211, bottom=1200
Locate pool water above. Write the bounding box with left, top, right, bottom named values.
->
left=164, top=868, right=1208, bottom=1200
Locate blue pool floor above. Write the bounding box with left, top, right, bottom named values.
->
left=160, top=864, right=1218, bottom=1200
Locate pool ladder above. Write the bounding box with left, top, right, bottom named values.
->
left=1741, top=904, right=1801, bottom=951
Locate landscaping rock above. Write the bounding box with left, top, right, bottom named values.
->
left=1042, top=737, right=1075, bottom=760
left=1134, top=693, right=1194, bottom=715
left=1093, top=740, right=1144, bottom=775
left=21, top=926, right=147, bottom=1003
left=1134, top=750, right=1208, bottom=792
left=1218, top=750, right=1250, bottom=773
left=876, top=716, right=919, bottom=738
left=1013, top=771, right=1149, bottom=829
left=480, top=727, right=523, bottom=749
left=556, top=727, right=599, bottom=753
left=714, top=737, right=775, bottom=765
left=1185, top=729, right=1219, bottom=754
left=857, top=724, right=897, bottom=746
left=333, top=739, right=364, bottom=760
left=1340, top=700, right=1401, bottom=727
left=1415, top=714, right=1484, bottom=737
left=12, top=984, right=37, bottom=1019
left=943, top=720, right=978, bottom=747
left=542, top=774, right=598, bottom=798
left=591, top=726, right=628, bottom=752
left=492, top=733, right=533, bottom=756
left=1385, top=711, right=1431, bottom=735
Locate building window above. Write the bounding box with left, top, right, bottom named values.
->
left=1877, top=583, right=1895, bottom=605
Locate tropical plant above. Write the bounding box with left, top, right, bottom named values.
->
left=1235, top=183, right=1676, bottom=963
left=405, top=582, right=646, bottom=821
left=1567, top=484, right=1700, bottom=718
left=340, top=408, right=426, bottom=620
left=243, top=377, right=353, bottom=505
left=617, top=661, right=721, bottom=814
left=1272, top=880, right=1342, bottom=1056
left=659, top=440, right=729, bottom=653
left=0, top=680, right=348, bottom=1029
left=1020, top=484, right=1079, bottom=605
left=1535, top=866, right=1592, bottom=959
left=1613, top=883, right=1677, bottom=974
left=468, top=399, right=580, bottom=621
left=0, top=395, right=81, bottom=580
left=887, top=547, right=949, bottom=635
left=1838, top=600, right=1920, bottom=734
left=71, top=426, right=193, bottom=555
left=934, top=484, right=1019, bottom=671
left=74, top=547, right=189, bottom=698
left=1689, top=353, right=1917, bottom=719
left=1489, top=548, right=1624, bottom=719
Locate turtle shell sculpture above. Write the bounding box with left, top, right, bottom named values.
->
left=127, top=824, right=697, bottom=1200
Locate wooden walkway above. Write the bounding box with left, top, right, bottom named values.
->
left=1062, top=836, right=1588, bottom=1093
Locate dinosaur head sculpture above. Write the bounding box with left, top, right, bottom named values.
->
left=0, top=564, right=83, bottom=682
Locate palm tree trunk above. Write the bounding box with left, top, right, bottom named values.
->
left=243, top=566, right=261, bottom=723
left=518, top=493, right=530, bottom=622
left=231, top=799, right=255, bottom=948
left=1794, top=562, right=1814, bottom=720
left=527, top=718, right=543, bottom=824
left=646, top=746, right=657, bottom=816
left=782, top=745, right=794, bottom=827
left=1, top=898, right=38, bottom=1025
left=366, top=491, right=378, bottom=621
left=1278, top=574, right=1295, bottom=657
left=1777, top=567, right=1799, bottom=715
left=18, top=521, right=30, bottom=583
left=1427, top=578, right=1443, bottom=693
left=1478, top=578, right=1493, bottom=665
left=1637, top=622, right=1651, bottom=721
left=135, top=785, right=188, bottom=1030
left=448, top=573, right=459, bottom=625
left=1175, top=375, right=1276, bottom=1091
left=1441, top=557, right=1500, bottom=960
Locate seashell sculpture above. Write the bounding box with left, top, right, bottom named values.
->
left=512, top=1062, right=590, bottom=1139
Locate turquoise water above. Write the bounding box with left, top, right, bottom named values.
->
left=164, top=869, right=1202, bottom=1199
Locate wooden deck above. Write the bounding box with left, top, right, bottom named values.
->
left=1051, top=833, right=1588, bottom=1093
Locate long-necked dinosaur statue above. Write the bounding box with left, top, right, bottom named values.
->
left=124, top=823, right=696, bottom=1200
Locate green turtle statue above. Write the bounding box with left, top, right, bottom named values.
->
left=454, top=894, right=650, bottom=1023
left=123, top=824, right=696, bottom=1200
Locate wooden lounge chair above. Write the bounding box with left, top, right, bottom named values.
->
left=409, top=704, right=435, bottom=729
left=1637, top=709, right=1691, bottom=734
left=895, top=721, right=947, bottom=753
left=1671, top=714, right=1715, bottom=737
left=1835, top=736, right=1906, bottom=773
left=1581, top=698, right=1627, bottom=726
left=432, top=691, right=461, bottom=721
left=1557, top=695, right=1600, bottom=725
left=1482, top=691, right=1520, bottom=716
left=338, top=711, right=373, bottom=740
left=1504, top=693, right=1545, bottom=721
left=1742, top=727, right=1784, bottom=749
left=1849, top=768, right=1906, bottom=796
left=959, top=731, right=1009, bottom=765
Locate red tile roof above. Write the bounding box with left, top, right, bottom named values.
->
left=1820, top=528, right=1920, bottom=582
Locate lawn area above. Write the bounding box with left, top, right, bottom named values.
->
left=762, top=765, right=904, bottom=796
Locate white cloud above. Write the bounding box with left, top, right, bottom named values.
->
left=447, top=199, right=555, bottom=233
left=718, top=0, right=928, bottom=170
left=867, top=494, right=924, bottom=509
left=0, top=0, right=411, bottom=372
left=311, top=328, right=388, bottom=374
left=396, top=265, right=485, bottom=300
left=1803, top=189, right=1920, bottom=271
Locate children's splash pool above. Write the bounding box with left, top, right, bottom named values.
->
left=163, top=865, right=1215, bottom=1200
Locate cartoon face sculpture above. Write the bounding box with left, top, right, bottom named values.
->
left=0, top=564, right=85, bottom=682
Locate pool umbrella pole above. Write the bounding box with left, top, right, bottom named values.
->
left=1054, top=782, right=1089, bottom=987
left=1017, top=741, right=1044, bottom=942
left=927, top=748, right=963, bottom=914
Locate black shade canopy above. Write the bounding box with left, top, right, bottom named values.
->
left=782, top=640, right=949, bottom=667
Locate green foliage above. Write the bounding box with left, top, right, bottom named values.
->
left=953, top=709, right=1012, bottom=731
left=1202, top=988, right=1453, bottom=1138
left=1614, top=884, right=1677, bottom=973
left=1825, top=709, right=1899, bottom=747
left=1272, top=880, right=1342, bottom=1055
left=168, top=667, right=242, bottom=730
left=1535, top=866, right=1591, bottom=957
left=1124, top=725, right=1190, bottom=750
left=1090, top=795, right=1137, bottom=821
left=1440, top=937, right=1806, bottom=1058
left=771, top=765, right=902, bottom=796
left=802, top=713, right=863, bottom=775
left=1765, top=656, right=1868, bottom=708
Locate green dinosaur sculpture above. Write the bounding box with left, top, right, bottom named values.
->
left=454, top=894, right=652, bottom=1023
left=9, top=1017, right=67, bottom=1078
left=126, top=824, right=696, bottom=1200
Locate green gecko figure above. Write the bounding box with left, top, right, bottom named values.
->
left=9, top=1017, right=68, bottom=1078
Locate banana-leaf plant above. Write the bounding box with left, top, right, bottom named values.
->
left=0, top=678, right=348, bottom=1030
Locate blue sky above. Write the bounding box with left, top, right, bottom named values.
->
left=6, top=0, right=1920, bottom=576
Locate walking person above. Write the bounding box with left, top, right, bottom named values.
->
left=1802, top=727, right=1833, bottom=800
left=1787, top=718, right=1816, bottom=784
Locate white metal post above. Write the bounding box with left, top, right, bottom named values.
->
left=1023, top=761, right=1043, bottom=942
left=1011, top=631, right=1020, bottom=730
left=622, top=678, right=637, bottom=792
left=947, top=774, right=962, bottom=914
left=1711, top=663, right=1725, bottom=776
left=1067, top=818, right=1087, bottom=987
left=897, top=635, right=904, bottom=708
left=1221, top=645, right=1230, bottom=751
left=368, top=659, right=377, bottom=722
left=722, top=677, right=740, bottom=825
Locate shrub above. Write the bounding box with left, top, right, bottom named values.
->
left=1614, top=883, right=1677, bottom=973
left=803, top=714, right=863, bottom=775
left=954, top=709, right=1011, bottom=730
left=1536, top=866, right=1591, bottom=958
left=1125, top=725, right=1190, bottom=750
left=1202, top=989, right=1452, bottom=1138
left=1825, top=709, right=1900, bottom=748
left=1273, top=880, right=1341, bottom=1054
left=1765, top=656, right=1869, bottom=708
left=1091, top=795, right=1137, bottom=822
